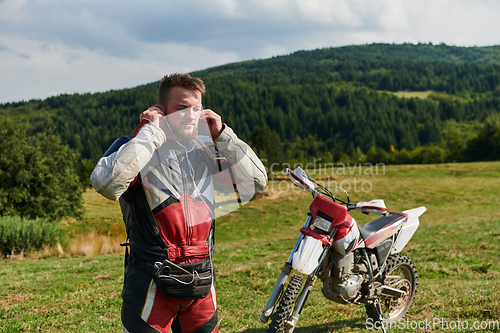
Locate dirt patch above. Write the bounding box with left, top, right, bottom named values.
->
left=485, top=271, right=500, bottom=278
left=0, top=293, right=35, bottom=307
left=253, top=191, right=270, bottom=200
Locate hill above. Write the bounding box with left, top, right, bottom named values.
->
left=1, top=43, right=500, bottom=182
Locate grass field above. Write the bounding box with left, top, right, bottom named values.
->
left=392, top=91, right=434, bottom=99
left=1, top=162, right=499, bottom=332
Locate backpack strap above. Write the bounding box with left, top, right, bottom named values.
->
left=120, top=237, right=130, bottom=268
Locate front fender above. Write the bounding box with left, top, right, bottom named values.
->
left=292, top=236, right=324, bottom=274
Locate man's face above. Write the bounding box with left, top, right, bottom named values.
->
left=165, top=87, right=202, bottom=141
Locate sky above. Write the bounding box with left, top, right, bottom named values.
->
left=1, top=0, right=500, bottom=104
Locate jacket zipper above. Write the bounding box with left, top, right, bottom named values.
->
left=178, top=151, right=192, bottom=255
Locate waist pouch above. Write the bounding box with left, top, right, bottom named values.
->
left=152, top=258, right=213, bottom=300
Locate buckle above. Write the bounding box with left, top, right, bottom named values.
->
left=154, top=259, right=191, bottom=277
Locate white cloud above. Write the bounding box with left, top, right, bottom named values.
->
left=1, top=0, right=500, bottom=103
left=0, top=35, right=240, bottom=102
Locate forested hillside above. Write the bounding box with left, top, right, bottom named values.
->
left=2, top=43, right=500, bottom=184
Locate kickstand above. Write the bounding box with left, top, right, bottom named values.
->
left=373, top=299, right=387, bottom=333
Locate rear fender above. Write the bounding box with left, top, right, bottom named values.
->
left=391, top=206, right=426, bottom=253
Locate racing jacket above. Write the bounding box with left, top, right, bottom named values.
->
left=90, top=119, right=267, bottom=264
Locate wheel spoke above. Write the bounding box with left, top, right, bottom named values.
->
left=366, top=254, right=418, bottom=325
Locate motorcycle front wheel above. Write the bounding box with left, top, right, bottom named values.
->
left=267, top=275, right=304, bottom=333
left=366, top=253, right=418, bottom=324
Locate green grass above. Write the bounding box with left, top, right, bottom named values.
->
left=60, top=190, right=125, bottom=238
left=0, top=256, right=123, bottom=332
left=1, top=162, right=500, bottom=332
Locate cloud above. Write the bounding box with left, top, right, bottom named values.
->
left=0, top=0, right=136, bottom=58
left=0, top=0, right=393, bottom=58
left=0, top=34, right=240, bottom=102
left=0, top=0, right=500, bottom=103
left=2, top=0, right=497, bottom=60
left=403, top=0, right=500, bottom=46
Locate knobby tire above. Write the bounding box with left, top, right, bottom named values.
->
left=366, top=253, right=418, bottom=325
left=267, top=275, right=304, bottom=333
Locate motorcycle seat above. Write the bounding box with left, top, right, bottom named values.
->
left=358, top=213, right=407, bottom=249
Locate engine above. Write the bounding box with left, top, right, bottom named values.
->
left=320, top=250, right=377, bottom=304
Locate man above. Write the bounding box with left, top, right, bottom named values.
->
left=90, top=73, right=267, bottom=333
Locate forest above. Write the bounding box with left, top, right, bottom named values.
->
left=2, top=42, right=500, bottom=186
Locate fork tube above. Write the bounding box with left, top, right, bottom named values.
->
left=286, top=246, right=328, bottom=329
left=260, top=262, right=293, bottom=323
left=262, top=214, right=312, bottom=323
left=286, top=274, right=316, bottom=329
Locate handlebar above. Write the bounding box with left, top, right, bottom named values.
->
left=286, top=167, right=350, bottom=205
left=347, top=204, right=357, bottom=211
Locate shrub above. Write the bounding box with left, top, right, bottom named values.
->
left=0, top=119, right=84, bottom=221
left=0, top=216, right=66, bottom=256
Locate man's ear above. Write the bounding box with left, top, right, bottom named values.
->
left=155, top=104, right=165, bottom=112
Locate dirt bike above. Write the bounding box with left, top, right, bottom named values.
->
left=260, top=167, right=426, bottom=333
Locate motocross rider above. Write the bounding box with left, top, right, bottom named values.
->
left=90, top=73, right=267, bottom=333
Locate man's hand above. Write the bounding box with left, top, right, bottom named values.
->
left=140, top=105, right=165, bottom=127
left=200, top=109, right=224, bottom=139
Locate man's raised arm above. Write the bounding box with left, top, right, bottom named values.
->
left=90, top=108, right=166, bottom=200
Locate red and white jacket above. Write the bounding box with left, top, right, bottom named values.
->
left=90, top=120, right=267, bottom=264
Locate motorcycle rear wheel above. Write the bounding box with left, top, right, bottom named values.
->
left=366, top=253, right=418, bottom=324
left=267, top=275, right=304, bottom=333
